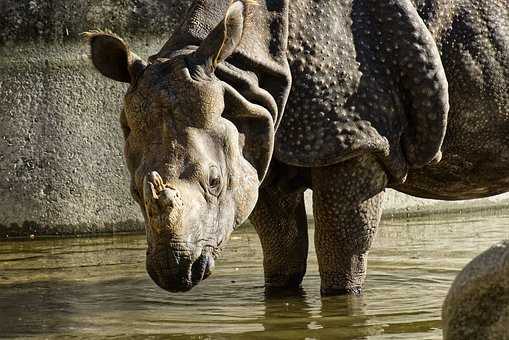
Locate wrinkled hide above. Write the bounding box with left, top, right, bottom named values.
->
left=277, top=0, right=449, bottom=183
left=155, top=0, right=293, bottom=180
left=87, top=0, right=292, bottom=292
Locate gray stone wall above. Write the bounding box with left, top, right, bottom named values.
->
left=303, top=190, right=509, bottom=220
left=0, top=0, right=191, bottom=237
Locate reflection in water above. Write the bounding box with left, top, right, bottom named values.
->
left=261, top=292, right=373, bottom=339
left=0, top=213, right=508, bottom=339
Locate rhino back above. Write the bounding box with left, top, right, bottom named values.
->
left=400, top=0, right=509, bottom=199
left=276, top=0, right=409, bottom=182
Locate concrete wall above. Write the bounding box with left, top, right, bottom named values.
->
left=302, top=190, right=509, bottom=220
left=0, top=0, right=191, bottom=237
left=1, top=0, right=509, bottom=238
left=382, top=190, right=509, bottom=218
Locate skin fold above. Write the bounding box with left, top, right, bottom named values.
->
left=86, top=0, right=509, bottom=295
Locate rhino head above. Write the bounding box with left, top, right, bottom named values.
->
left=86, top=2, right=274, bottom=292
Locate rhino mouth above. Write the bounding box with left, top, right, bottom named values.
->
left=191, top=253, right=215, bottom=284
left=146, top=244, right=216, bottom=292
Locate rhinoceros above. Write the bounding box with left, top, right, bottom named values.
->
left=86, top=0, right=509, bottom=295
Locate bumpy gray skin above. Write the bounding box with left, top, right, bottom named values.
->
left=442, top=241, right=509, bottom=340
left=399, top=0, right=509, bottom=199
left=265, top=0, right=508, bottom=294
left=86, top=0, right=509, bottom=295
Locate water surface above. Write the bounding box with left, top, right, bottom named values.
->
left=1, top=213, right=508, bottom=339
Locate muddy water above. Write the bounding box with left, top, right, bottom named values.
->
left=1, top=213, right=508, bottom=339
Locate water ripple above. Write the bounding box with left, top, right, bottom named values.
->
left=0, top=213, right=508, bottom=339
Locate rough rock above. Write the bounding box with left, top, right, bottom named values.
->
left=443, top=240, right=509, bottom=340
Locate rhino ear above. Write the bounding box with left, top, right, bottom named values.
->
left=192, top=1, right=246, bottom=74
left=369, top=0, right=449, bottom=167
left=85, top=32, right=146, bottom=83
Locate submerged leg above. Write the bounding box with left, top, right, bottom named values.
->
left=250, top=162, right=309, bottom=291
left=312, top=154, right=388, bottom=295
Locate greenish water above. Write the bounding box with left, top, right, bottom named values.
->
left=1, top=214, right=508, bottom=339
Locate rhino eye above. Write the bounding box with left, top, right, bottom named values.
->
left=208, top=165, right=222, bottom=196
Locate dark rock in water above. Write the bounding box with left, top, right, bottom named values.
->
left=443, top=240, right=509, bottom=340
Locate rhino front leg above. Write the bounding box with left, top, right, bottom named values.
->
left=312, top=154, right=388, bottom=295
left=250, top=163, right=309, bottom=292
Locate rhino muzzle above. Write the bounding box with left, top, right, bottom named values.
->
left=142, top=171, right=216, bottom=292
left=146, top=246, right=215, bottom=292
